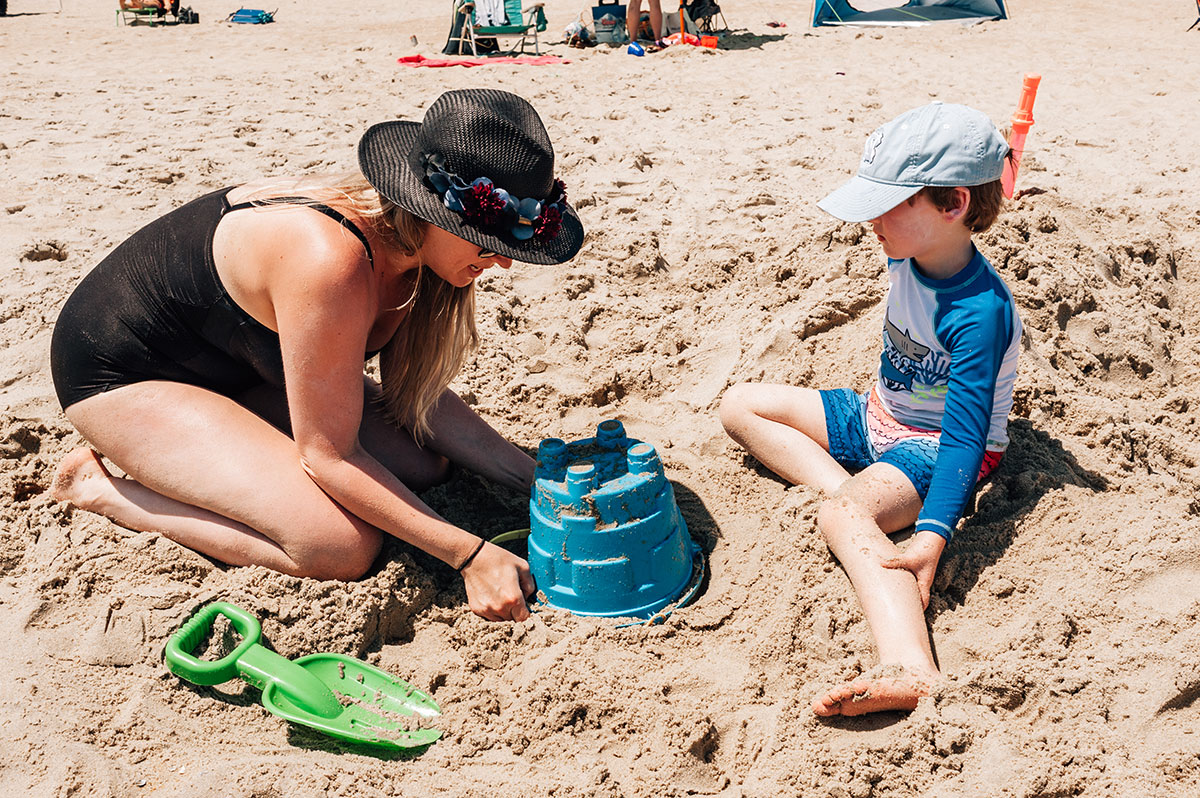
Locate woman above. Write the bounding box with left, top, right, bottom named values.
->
left=49, top=89, right=583, bottom=622
left=119, top=0, right=179, bottom=19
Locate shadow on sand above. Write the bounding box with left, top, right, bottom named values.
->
left=715, top=30, right=787, bottom=51
left=929, top=417, right=1108, bottom=617
left=810, top=419, right=1108, bottom=729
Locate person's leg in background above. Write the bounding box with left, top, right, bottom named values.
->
left=627, top=0, right=664, bottom=43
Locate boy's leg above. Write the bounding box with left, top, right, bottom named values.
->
left=719, top=383, right=849, bottom=494
left=812, top=462, right=936, bottom=716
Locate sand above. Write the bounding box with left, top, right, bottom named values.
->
left=3, top=0, right=1200, bottom=795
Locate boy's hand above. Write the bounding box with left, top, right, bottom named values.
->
left=881, top=531, right=946, bottom=610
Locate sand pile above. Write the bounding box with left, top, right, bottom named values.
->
left=2, top=0, right=1200, bottom=795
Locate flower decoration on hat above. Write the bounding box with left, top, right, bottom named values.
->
left=424, top=154, right=567, bottom=242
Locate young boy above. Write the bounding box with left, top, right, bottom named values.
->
left=720, top=103, right=1022, bottom=716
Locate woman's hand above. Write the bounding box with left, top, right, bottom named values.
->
left=881, top=530, right=946, bottom=610
left=460, top=541, right=537, bottom=622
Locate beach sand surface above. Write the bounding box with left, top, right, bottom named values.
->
left=3, top=0, right=1200, bottom=795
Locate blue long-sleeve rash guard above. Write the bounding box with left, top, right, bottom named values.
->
left=875, top=247, right=1022, bottom=541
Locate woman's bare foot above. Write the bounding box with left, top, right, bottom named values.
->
left=51, top=447, right=114, bottom=510
left=811, top=664, right=939, bottom=717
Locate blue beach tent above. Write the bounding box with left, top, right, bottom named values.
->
left=812, top=0, right=1008, bottom=27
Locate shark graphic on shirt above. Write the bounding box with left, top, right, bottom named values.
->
left=880, top=315, right=930, bottom=390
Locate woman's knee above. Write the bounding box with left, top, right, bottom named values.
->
left=425, top=451, right=453, bottom=488
left=399, top=450, right=451, bottom=493
left=292, top=526, right=384, bottom=581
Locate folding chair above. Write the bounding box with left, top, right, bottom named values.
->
left=1188, top=0, right=1200, bottom=31
left=117, top=0, right=169, bottom=25
left=683, top=0, right=727, bottom=34
left=451, top=0, right=547, bottom=56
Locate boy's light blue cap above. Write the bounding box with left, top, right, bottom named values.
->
left=818, top=102, right=1010, bottom=223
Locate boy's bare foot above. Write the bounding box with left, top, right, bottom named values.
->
left=811, top=665, right=939, bottom=717
left=51, top=447, right=114, bottom=510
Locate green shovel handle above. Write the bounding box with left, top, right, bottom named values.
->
left=164, top=602, right=262, bottom=686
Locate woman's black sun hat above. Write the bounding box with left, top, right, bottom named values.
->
left=358, top=89, right=584, bottom=266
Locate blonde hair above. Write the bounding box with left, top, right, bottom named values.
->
left=255, top=173, right=479, bottom=443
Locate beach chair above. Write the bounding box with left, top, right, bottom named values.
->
left=444, top=3, right=498, bottom=54
left=117, top=0, right=167, bottom=25
left=684, top=0, right=727, bottom=34
left=450, top=0, right=547, bottom=56
left=1188, top=0, right=1200, bottom=31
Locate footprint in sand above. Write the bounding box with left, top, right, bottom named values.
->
left=1119, top=562, right=1200, bottom=618
left=20, top=241, right=68, bottom=262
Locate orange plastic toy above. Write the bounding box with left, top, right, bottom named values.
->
left=1001, top=73, right=1041, bottom=198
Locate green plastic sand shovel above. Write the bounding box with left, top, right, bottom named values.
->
left=164, top=602, right=441, bottom=751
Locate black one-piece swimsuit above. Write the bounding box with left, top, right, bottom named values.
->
left=50, top=187, right=375, bottom=410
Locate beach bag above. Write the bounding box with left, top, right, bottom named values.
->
left=227, top=7, right=274, bottom=23
left=592, top=0, right=627, bottom=43
left=179, top=6, right=199, bottom=23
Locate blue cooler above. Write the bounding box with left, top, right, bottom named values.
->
left=592, top=0, right=627, bottom=44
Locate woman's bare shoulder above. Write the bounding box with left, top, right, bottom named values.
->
left=213, top=187, right=377, bottom=333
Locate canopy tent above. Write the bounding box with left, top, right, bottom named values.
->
left=812, top=0, right=1008, bottom=27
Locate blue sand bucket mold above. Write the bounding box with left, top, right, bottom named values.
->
left=528, top=420, right=700, bottom=619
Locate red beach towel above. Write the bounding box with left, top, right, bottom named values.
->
left=397, top=54, right=570, bottom=68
